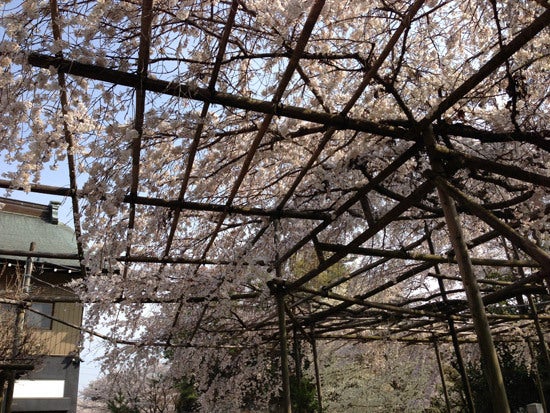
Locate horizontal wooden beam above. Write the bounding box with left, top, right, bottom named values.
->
left=28, top=53, right=409, bottom=140
left=317, top=243, right=540, bottom=268
left=129, top=195, right=330, bottom=220
left=0, top=180, right=330, bottom=221
left=434, top=145, right=550, bottom=188
left=27, top=53, right=548, bottom=147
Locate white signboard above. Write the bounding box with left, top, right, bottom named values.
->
left=13, top=380, right=65, bottom=398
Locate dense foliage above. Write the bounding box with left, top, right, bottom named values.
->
left=430, top=342, right=548, bottom=413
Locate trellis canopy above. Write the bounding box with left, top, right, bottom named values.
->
left=0, top=1, right=549, bottom=411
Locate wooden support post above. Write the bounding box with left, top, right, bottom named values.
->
left=4, top=243, right=35, bottom=413
left=280, top=304, right=323, bottom=413
left=510, top=244, right=550, bottom=409
left=310, top=328, right=323, bottom=413
left=433, top=338, right=451, bottom=413
left=449, top=318, right=476, bottom=413
left=0, top=377, right=4, bottom=412
left=512, top=246, right=550, bottom=372
left=433, top=176, right=550, bottom=268
left=293, top=327, right=302, bottom=385
left=527, top=338, right=548, bottom=412
left=527, top=293, right=550, bottom=413
left=426, top=226, right=476, bottom=412
left=2, top=380, right=14, bottom=413
left=528, top=294, right=550, bottom=369
left=276, top=290, right=292, bottom=413
left=22, top=242, right=35, bottom=295
left=424, top=125, right=510, bottom=413
left=0, top=380, right=5, bottom=413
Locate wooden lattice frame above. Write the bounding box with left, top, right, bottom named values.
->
left=0, top=1, right=549, bottom=410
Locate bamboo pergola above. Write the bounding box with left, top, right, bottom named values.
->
left=0, top=1, right=549, bottom=411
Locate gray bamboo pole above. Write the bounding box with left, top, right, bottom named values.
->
left=4, top=243, right=35, bottom=413
left=293, top=328, right=302, bottom=385
left=528, top=294, right=550, bottom=367
left=317, top=242, right=538, bottom=268
left=433, top=145, right=550, bottom=188
left=433, top=338, right=451, bottom=413
left=424, top=124, right=510, bottom=413
left=277, top=291, right=292, bottom=413
left=310, top=329, right=323, bottom=413
left=508, top=243, right=549, bottom=408
left=426, top=227, right=476, bottom=412
left=427, top=8, right=550, bottom=121
left=3, top=359, right=15, bottom=413
left=0, top=380, right=4, bottom=413
left=448, top=319, right=476, bottom=413
left=49, top=0, right=87, bottom=277
left=527, top=338, right=548, bottom=412
left=511, top=246, right=550, bottom=372
left=433, top=177, right=550, bottom=268
left=525, top=293, right=550, bottom=412
left=280, top=305, right=323, bottom=413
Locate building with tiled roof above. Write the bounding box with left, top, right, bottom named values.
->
left=0, top=197, right=82, bottom=413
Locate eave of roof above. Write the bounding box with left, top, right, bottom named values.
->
left=0, top=199, right=80, bottom=269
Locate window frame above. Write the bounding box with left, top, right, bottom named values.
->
left=26, top=302, right=54, bottom=330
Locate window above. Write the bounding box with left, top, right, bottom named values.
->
left=26, top=302, right=53, bottom=330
